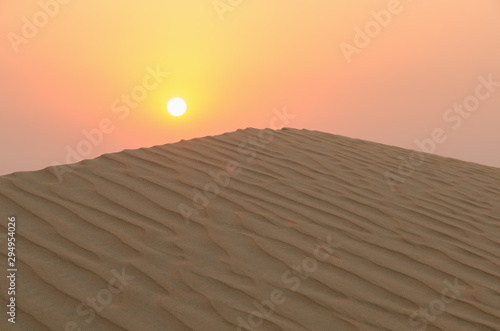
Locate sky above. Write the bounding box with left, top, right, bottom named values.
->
left=1, top=0, right=499, bottom=176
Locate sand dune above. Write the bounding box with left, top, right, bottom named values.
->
left=1, top=128, right=499, bottom=331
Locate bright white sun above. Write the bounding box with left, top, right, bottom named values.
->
left=167, top=97, right=187, bottom=117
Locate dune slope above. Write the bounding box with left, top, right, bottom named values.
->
left=1, top=128, right=500, bottom=331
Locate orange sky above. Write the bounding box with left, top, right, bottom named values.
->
left=1, top=0, right=499, bottom=175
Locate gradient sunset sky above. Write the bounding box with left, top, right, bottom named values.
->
left=1, top=0, right=499, bottom=176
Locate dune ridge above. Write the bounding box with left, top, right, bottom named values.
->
left=1, top=127, right=499, bottom=331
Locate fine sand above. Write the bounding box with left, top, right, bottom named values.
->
left=1, top=128, right=499, bottom=331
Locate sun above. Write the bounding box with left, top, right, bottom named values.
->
left=167, top=97, right=187, bottom=117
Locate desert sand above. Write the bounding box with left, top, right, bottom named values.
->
left=1, top=128, right=499, bottom=331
